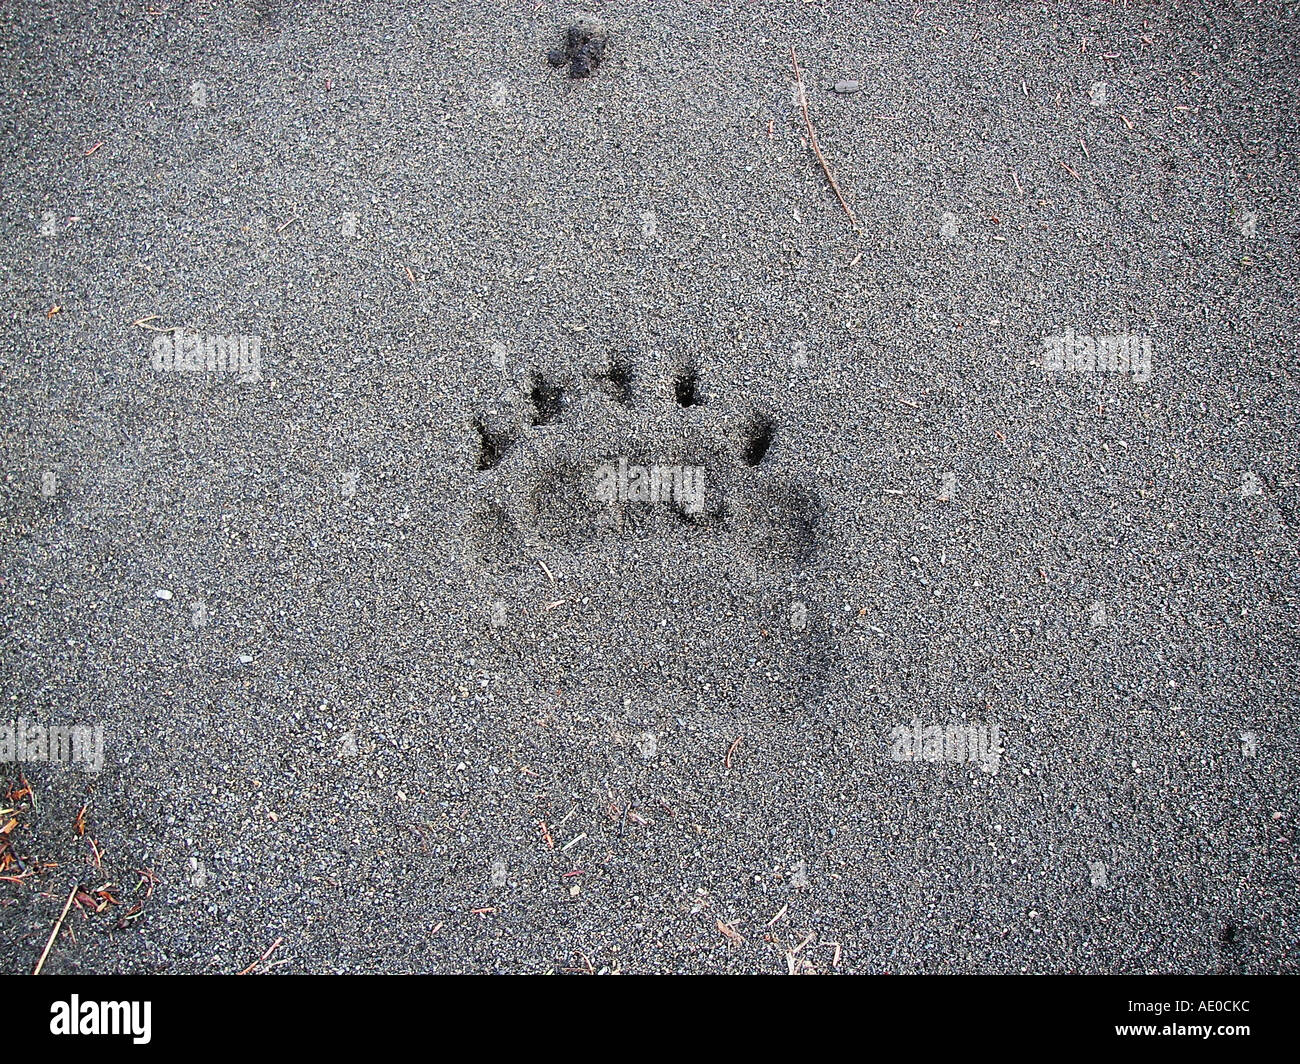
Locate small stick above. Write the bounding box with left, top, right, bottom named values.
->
left=1058, top=158, right=1081, bottom=181
left=132, top=317, right=180, bottom=332
left=536, top=558, right=556, bottom=587
left=237, top=936, right=283, bottom=975
left=33, top=884, right=79, bottom=975
left=790, top=46, right=859, bottom=230
left=276, top=216, right=299, bottom=234
left=725, top=735, right=743, bottom=769
left=717, top=919, right=746, bottom=946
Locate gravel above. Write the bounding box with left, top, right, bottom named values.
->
left=0, top=0, right=1296, bottom=974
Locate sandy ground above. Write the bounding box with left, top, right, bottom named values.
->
left=1, top=0, right=1297, bottom=973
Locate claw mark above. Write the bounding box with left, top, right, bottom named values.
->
left=600, top=358, right=634, bottom=406
left=528, top=372, right=564, bottom=426
left=473, top=418, right=515, bottom=471
left=674, top=368, right=703, bottom=408
left=741, top=415, right=775, bottom=466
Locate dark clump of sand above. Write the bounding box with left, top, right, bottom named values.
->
left=547, top=16, right=607, bottom=79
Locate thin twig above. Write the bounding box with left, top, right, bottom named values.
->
left=237, top=936, right=283, bottom=975
left=33, top=884, right=79, bottom=975
left=132, top=315, right=181, bottom=333
left=717, top=919, right=746, bottom=946
left=790, top=46, right=859, bottom=231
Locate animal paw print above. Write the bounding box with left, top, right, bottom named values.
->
left=462, top=356, right=826, bottom=572
left=458, top=352, right=844, bottom=723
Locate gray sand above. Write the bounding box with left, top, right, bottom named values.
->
left=1, top=1, right=1296, bottom=973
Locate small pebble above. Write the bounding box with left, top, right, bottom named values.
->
left=154, top=588, right=173, bottom=600
left=832, top=80, right=862, bottom=94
